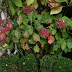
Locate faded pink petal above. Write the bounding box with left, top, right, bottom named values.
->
left=48, top=36, right=55, bottom=44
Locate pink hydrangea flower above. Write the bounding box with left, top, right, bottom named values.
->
left=40, top=27, right=49, bottom=38
left=55, top=18, right=66, bottom=29
left=0, top=33, right=6, bottom=42
left=48, top=36, right=55, bottom=44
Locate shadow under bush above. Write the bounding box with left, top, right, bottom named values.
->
left=18, top=53, right=38, bottom=72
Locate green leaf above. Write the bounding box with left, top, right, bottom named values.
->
left=52, top=29, right=57, bottom=35
left=17, top=10, right=22, bottom=16
left=15, top=29, right=21, bottom=39
left=67, top=39, right=72, bottom=49
left=32, top=0, right=38, bottom=9
left=20, top=25, right=29, bottom=30
left=61, top=41, right=66, bottom=51
left=9, top=3, right=15, bottom=16
left=55, top=33, right=59, bottom=40
left=50, top=6, right=63, bottom=15
left=55, top=0, right=68, bottom=2
left=26, top=0, right=34, bottom=6
left=34, top=44, right=40, bottom=53
left=29, top=38, right=36, bottom=44
left=36, top=25, right=43, bottom=31
left=28, top=12, right=35, bottom=22
left=28, top=26, right=33, bottom=35
left=53, top=44, right=60, bottom=51
left=34, top=20, right=40, bottom=26
left=12, top=0, right=23, bottom=7
left=37, top=15, right=44, bottom=22
left=62, top=16, right=72, bottom=27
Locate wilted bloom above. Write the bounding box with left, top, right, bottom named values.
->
left=21, top=5, right=36, bottom=15
left=40, top=27, right=49, bottom=38
left=55, top=18, right=66, bottom=29
left=48, top=36, right=55, bottom=44
left=0, top=33, right=6, bottom=42
left=22, top=43, right=29, bottom=50
left=5, top=23, right=13, bottom=31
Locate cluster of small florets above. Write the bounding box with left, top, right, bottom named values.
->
left=40, top=27, right=55, bottom=44
left=40, top=27, right=49, bottom=38
left=0, top=20, right=13, bottom=42
left=55, top=18, right=66, bottom=29
left=21, top=5, right=36, bottom=15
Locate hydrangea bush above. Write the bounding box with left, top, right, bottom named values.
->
left=0, top=0, right=72, bottom=58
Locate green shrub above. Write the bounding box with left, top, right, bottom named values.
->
left=0, top=54, right=19, bottom=72
left=53, top=57, right=72, bottom=72
left=40, top=55, right=57, bottom=72
left=18, top=54, right=38, bottom=72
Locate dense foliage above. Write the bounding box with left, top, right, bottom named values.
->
left=40, top=55, right=72, bottom=72
left=0, top=54, right=19, bottom=72
left=0, top=0, right=72, bottom=72
left=18, top=54, right=38, bottom=72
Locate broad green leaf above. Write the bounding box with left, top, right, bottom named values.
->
left=53, top=44, right=60, bottom=51
left=32, top=0, right=38, bottom=9
left=29, top=38, right=36, bottom=44
left=20, top=25, right=29, bottom=30
left=37, top=14, right=44, bottom=22
left=51, top=29, right=57, bottom=35
left=23, top=18, right=29, bottom=25
left=41, top=0, right=47, bottom=6
left=55, top=33, right=59, bottom=40
left=12, top=0, right=23, bottom=7
left=15, top=29, right=21, bottom=39
left=61, top=41, right=66, bottom=51
left=50, top=6, right=63, bottom=15
left=36, top=25, right=43, bottom=31
left=34, top=44, right=40, bottom=53
left=9, top=3, right=15, bottom=16
left=34, top=20, right=40, bottom=26
left=26, top=0, right=34, bottom=6
left=17, top=10, right=22, bottom=16
left=67, top=39, right=72, bottom=49
left=28, top=12, right=35, bottom=22
left=28, top=26, right=33, bottom=35
left=55, top=0, right=68, bottom=2
left=62, top=16, right=72, bottom=27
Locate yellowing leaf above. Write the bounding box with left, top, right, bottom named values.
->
left=17, top=16, right=22, bottom=27
left=41, top=0, right=47, bottom=6
left=50, top=6, right=63, bottom=15
left=26, top=0, right=34, bottom=6
left=61, top=41, right=66, bottom=51
left=33, top=33, right=40, bottom=41
left=34, top=44, right=40, bottom=53
left=32, top=0, right=38, bottom=9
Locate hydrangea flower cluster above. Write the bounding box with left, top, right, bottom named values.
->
left=55, top=18, right=66, bottom=29
left=40, top=27, right=55, bottom=44
left=21, top=5, right=36, bottom=15
left=40, top=27, right=49, bottom=38
left=0, top=20, right=13, bottom=42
